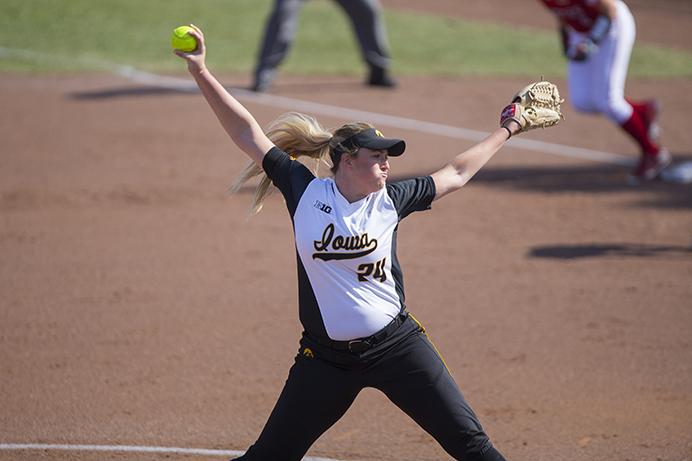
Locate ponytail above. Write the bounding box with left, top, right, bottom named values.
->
left=230, top=112, right=373, bottom=215
left=230, top=112, right=332, bottom=215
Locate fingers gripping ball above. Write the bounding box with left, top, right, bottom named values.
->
left=501, top=80, right=564, bottom=133
left=171, top=25, right=197, bottom=52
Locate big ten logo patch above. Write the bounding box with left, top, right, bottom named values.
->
left=313, top=200, right=332, bottom=214
left=302, top=347, right=315, bottom=359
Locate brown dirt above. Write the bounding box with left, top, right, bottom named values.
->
left=383, top=0, right=692, bottom=50
left=1, top=3, right=691, bottom=461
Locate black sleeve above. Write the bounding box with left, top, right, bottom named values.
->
left=262, top=146, right=315, bottom=216
left=386, top=176, right=436, bottom=220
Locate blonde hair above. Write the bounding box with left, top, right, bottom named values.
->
left=230, top=112, right=373, bottom=215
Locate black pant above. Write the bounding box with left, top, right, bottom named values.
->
left=234, top=316, right=506, bottom=461
left=254, top=0, right=391, bottom=80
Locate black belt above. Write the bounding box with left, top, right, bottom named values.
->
left=311, top=312, right=408, bottom=353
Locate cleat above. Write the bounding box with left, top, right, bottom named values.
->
left=250, top=70, right=275, bottom=93
left=628, top=148, right=672, bottom=184
left=643, top=99, right=661, bottom=140
left=367, top=67, right=397, bottom=88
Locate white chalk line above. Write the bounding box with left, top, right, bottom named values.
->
left=0, top=46, right=634, bottom=166
left=117, top=66, right=635, bottom=166
left=0, top=443, right=339, bottom=461
left=114, top=67, right=692, bottom=183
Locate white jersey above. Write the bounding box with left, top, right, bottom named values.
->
left=263, top=147, right=436, bottom=341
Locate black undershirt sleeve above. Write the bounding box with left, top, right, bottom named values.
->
left=261, top=147, right=316, bottom=217
left=386, top=176, right=436, bottom=220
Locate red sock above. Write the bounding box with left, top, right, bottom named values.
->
left=620, top=104, right=660, bottom=156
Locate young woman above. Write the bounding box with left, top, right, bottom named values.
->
left=176, top=25, right=527, bottom=461
left=540, top=0, right=670, bottom=183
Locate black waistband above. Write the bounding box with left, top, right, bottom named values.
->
left=309, top=311, right=409, bottom=353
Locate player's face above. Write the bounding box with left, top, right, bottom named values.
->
left=350, top=148, right=390, bottom=192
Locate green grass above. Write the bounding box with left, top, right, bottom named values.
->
left=1, top=0, right=691, bottom=78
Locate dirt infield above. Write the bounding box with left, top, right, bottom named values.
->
left=1, top=3, right=691, bottom=461
left=384, top=0, right=692, bottom=50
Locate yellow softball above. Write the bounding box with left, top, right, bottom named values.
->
left=171, top=25, right=197, bottom=52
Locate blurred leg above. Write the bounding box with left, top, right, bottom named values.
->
left=593, top=0, right=635, bottom=125
left=333, top=0, right=396, bottom=86
left=567, top=56, right=599, bottom=114
left=252, top=0, right=304, bottom=91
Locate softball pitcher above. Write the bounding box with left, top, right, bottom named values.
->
left=541, top=0, right=670, bottom=182
left=175, top=24, right=560, bottom=461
